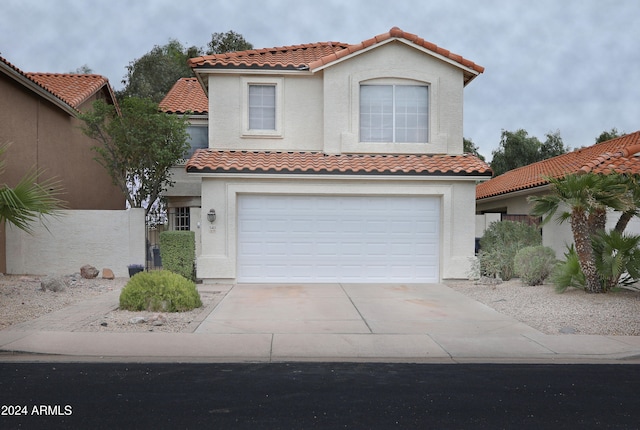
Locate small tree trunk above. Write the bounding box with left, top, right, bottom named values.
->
left=614, top=211, right=633, bottom=234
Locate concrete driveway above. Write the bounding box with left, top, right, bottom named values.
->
left=193, top=282, right=577, bottom=360
left=196, top=283, right=537, bottom=336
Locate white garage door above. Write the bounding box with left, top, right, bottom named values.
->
left=237, top=195, right=439, bottom=283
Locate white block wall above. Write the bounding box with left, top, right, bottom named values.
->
left=6, top=208, right=145, bottom=277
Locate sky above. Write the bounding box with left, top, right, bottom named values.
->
left=2, top=0, right=639, bottom=160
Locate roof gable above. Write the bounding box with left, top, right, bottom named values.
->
left=0, top=55, right=116, bottom=115
left=476, top=131, right=640, bottom=200
left=189, top=27, right=484, bottom=85
left=26, top=72, right=112, bottom=110
left=159, top=78, right=208, bottom=114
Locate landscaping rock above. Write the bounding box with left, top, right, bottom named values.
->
left=102, top=268, right=115, bottom=280
left=129, top=317, right=147, bottom=324
left=149, top=313, right=167, bottom=326
left=40, top=276, right=68, bottom=292
left=80, top=265, right=99, bottom=279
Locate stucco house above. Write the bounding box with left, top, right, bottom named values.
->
left=476, top=131, right=640, bottom=257
left=182, top=27, right=491, bottom=283
left=0, top=55, right=125, bottom=273
left=159, top=77, right=208, bottom=233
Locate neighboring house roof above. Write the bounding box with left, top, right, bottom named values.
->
left=0, top=55, right=117, bottom=115
left=159, top=78, right=208, bottom=114
left=186, top=150, right=492, bottom=177
left=476, top=131, right=640, bottom=200
left=189, top=27, right=484, bottom=85
left=26, top=73, right=112, bottom=110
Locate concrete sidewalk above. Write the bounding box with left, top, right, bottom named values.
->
left=1, top=283, right=639, bottom=363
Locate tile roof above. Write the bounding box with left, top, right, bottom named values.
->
left=1, top=55, right=117, bottom=114
left=159, top=78, right=208, bottom=114
left=25, top=73, right=111, bottom=110
left=189, top=27, right=483, bottom=85
left=476, top=131, right=640, bottom=200
left=186, top=150, right=492, bottom=177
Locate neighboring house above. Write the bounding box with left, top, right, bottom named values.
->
left=184, top=27, right=491, bottom=283
left=0, top=55, right=125, bottom=273
left=476, top=131, right=640, bottom=256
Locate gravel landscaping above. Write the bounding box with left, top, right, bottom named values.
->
left=0, top=274, right=639, bottom=335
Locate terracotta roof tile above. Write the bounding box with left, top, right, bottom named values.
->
left=476, top=131, right=640, bottom=200
left=25, top=72, right=110, bottom=110
left=1, top=55, right=116, bottom=114
left=186, top=150, right=491, bottom=177
left=159, top=78, right=208, bottom=114
left=188, top=42, right=349, bottom=70
left=189, top=27, right=483, bottom=84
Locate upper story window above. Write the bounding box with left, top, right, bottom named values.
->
left=360, top=84, right=428, bottom=143
left=249, top=85, right=276, bottom=130
left=242, top=77, right=283, bottom=138
left=184, top=125, right=208, bottom=159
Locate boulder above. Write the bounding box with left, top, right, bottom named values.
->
left=80, top=264, right=99, bottom=279
left=149, top=313, right=167, bottom=326
left=102, top=268, right=115, bottom=280
left=40, top=276, right=68, bottom=292
left=129, top=317, right=147, bottom=324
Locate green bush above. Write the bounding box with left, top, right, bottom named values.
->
left=160, top=230, right=196, bottom=281
left=514, top=246, right=557, bottom=286
left=551, top=245, right=586, bottom=292
left=119, top=270, right=202, bottom=312
left=478, top=221, right=541, bottom=280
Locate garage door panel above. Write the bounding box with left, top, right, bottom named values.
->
left=237, top=195, right=439, bottom=283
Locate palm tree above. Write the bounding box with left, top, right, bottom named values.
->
left=528, top=173, right=632, bottom=293
left=0, top=143, right=64, bottom=233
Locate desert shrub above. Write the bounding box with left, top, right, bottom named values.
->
left=514, top=246, right=557, bottom=286
left=159, top=230, right=196, bottom=281
left=551, top=245, right=586, bottom=293
left=478, top=221, right=541, bottom=280
left=119, top=270, right=202, bottom=312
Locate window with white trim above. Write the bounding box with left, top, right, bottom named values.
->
left=242, top=77, right=283, bottom=137
left=360, top=84, right=428, bottom=143
left=249, top=85, right=276, bottom=130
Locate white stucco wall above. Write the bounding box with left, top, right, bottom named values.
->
left=206, top=73, right=324, bottom=152
left=195, top=174, right=480, bottom=282
left=6, top=209, right=145, bottom=277
left=323, top=41, right=465, bottom=155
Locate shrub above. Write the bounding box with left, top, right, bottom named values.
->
left=159, top=230, right=196, bottom=281
left=119, top=270, right=202, bottom=312
left=551, top=245, right=586, bottom=293
left=478, top=221, right=541, bottom=280
left=514, top=246, right=557, bottom=286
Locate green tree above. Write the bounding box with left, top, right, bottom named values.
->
left=595, top=128, right=622, bottom=144
left=529, top=173, right=633, bottom=293
left=71, top=64, right=93, bottom=74
left=463, top=137, right=485, bottom=161
left=490, top=129, right=568, bottom=176
left=118, top=39, right=201, bottom=103
left=78, top=98, right=190, bottom=215
left=206, top=30, right=253, bottom=55
left=0, top=143, right=64, bottom=233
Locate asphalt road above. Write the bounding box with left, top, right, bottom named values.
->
left=1, top=362, right=638, bottom=429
